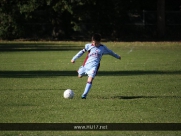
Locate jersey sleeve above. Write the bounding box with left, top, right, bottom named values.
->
left=71, top=44, right=90, bottom=62
left=85, top=44, right=90, bottom=51
left=103, top=45, right=121, bottom=59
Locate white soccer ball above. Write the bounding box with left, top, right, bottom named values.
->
left=63, top=89, right=74, bottom=99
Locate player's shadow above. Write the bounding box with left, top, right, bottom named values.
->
left=0, top=70, right=181, bottom=78
left=111, top=95, right=181, bottom=99
left=0, top=70, right=76, bottom=78
left=98, top=70, right=181, bottom=76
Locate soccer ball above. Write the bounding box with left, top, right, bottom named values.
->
left=63, top=89, right=74, bottom=99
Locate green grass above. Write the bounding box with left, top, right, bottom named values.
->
left=0, top=41, right=181, bottom=135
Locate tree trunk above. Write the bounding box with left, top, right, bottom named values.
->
left=157, top=0, right=165, bottom=38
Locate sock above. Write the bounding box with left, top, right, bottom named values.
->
left=82, top=82, right=92, bottom=97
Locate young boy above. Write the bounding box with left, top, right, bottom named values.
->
left=71, top=33, right=121, bottom=99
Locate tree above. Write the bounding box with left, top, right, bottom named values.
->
left=0, top=0, right=74, bottom=40
left=0, top=0, right=24, bottom=39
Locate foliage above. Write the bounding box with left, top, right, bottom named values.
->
left=0, top=0, right=180, bottom=40
left=0, top=0, right=74, bottom=39
left=0, top=0, right=23, bottom=39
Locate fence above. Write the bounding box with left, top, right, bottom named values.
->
left=23, top=10, right=181, bottom=41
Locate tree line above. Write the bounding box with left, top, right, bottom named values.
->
left=0, top=0, right=180, bottom=41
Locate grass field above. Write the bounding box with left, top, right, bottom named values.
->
left=0, top=41, right=181, bottom=135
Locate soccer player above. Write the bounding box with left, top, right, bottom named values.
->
left=71, top=33, right=121, bottom=99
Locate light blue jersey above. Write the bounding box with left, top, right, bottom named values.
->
left=71, top=43, right=120, bottom=78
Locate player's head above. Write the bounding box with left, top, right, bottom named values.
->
left=92, top=33, right=101, bottom=42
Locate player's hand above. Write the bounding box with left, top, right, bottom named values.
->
left=71, top=60, right=75, bottom=63
left=118, top=56, right=121, bottom=60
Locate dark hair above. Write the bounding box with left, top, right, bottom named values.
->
left=92, top=33, right=101, bottom=41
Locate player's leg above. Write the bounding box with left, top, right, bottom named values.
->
left=77, top=66, right=86, bottom=78
left=81, top=67, right=97, bottom=99
left=81, top=76, right=94, bottom=99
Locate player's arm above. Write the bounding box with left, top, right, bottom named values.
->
left=71, top=48, right=87, bottom=63
left=103, top=46, right=121, bottom=60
